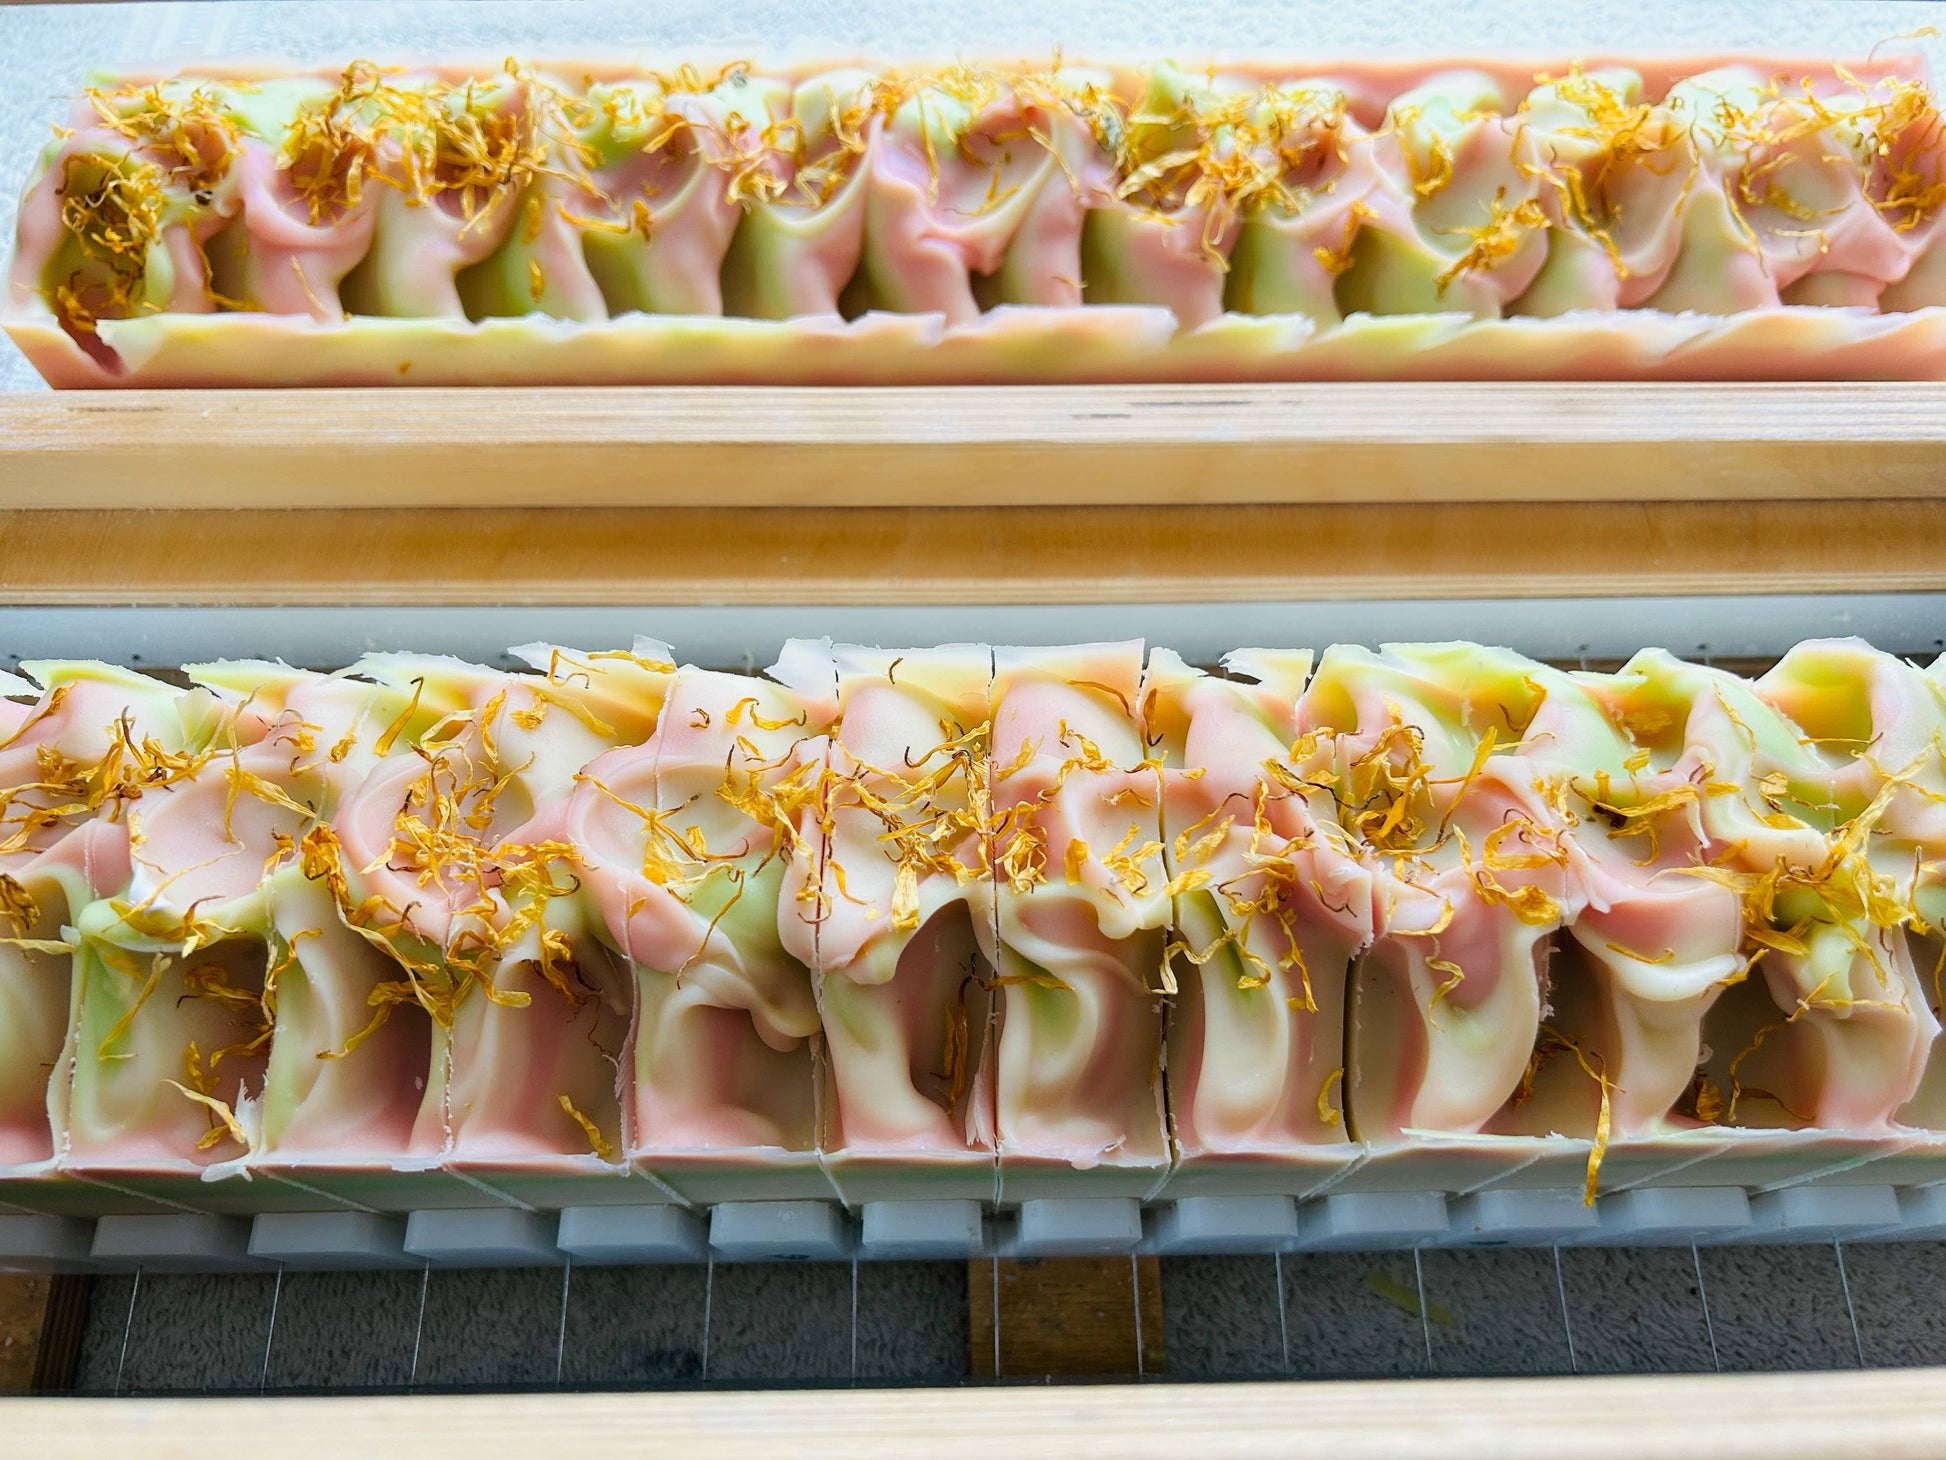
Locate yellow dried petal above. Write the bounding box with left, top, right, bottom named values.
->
left=0, top=873, right=38, bottom=933
left=1317, top=1065, right=1344, bottom=1126
left=1063, top=837, right=1090, bottom=884
left=557, top=1093, right=618, bottom=1162
left=164, top=1079, right=249, bottom=1152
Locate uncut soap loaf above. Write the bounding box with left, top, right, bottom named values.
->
left=10, top=54, right=1946, bottom=385
left=0, top=637, right=1942, bottom=1210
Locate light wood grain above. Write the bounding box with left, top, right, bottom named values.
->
left=7, top=1368, right=1946, bottom=1458
left=0, top=1275, right=86, bottom=1394
left=6, top=384, right=1946, bottom=509
left=2, top=498, right=1942, bottom=605
left=0, top=1276, right=50, bottom=1394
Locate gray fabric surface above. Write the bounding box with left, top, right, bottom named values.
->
left=702, top=1260, right=853, bottom=1385
left=1840, top=1241, right=1946, bottom=1370
left=854, top=1261, right=968, bottom=1383
left=412, top=1265, right=566, bottom=1388
left=264, top=1269, right=425, bottom=1389
left=1696, top=1243, right=1861, bottom=1373
left=116, top=1271, right=279, bottom=1393
left=1160, top=1254, right=1286, bottom=1380
left=1281, top=1250, right=1429, bottom=1378
left=62, top=1236, right=1946, bottom=1390
left=4, top=0, right=1944, bottom=390
left=72, top=1273, right=135, bottom=1393
left=1557, top=1245, right=1716, bottom=1375
left=559, top=1263, right=708, bottom=1387
left=1419, top=1247, right=1573, bottom=1376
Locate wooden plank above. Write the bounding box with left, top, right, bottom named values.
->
left=968, top=1257, right=1165, bottom=1379
left=6, top=1368, right=1946, bottom=1458
left=0, top=1275, right=88, bottom=1395
left=0, top=1276, right=49, bottom=1394
left=1, top=498, right=1942, bottom=606
left=5, top=384, right=1946, bottom=510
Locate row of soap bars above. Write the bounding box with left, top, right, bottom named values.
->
left=0, top=636, right=1940, bottom=1208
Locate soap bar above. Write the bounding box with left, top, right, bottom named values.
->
left=988, top=642, right=1172, bottom=1200
left=1147, top=647, right=1370, bottom=1198
left=812, top=644, right=999, bottom=1202
left=9, top=54, right=1946, bottom=384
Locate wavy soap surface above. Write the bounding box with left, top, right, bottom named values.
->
left=10, top=55, right=1946, bottom=383
left=0, top=634, right=1942, bottom=1205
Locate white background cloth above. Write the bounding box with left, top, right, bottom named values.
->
left=3, top=0, right=1942, bottom=389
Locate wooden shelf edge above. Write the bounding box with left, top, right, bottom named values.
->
left=5, top=384, right=1946, bottom=509
left=0, top=501, right=1939, bottom=607
left=7, top=1367, right=1946, bottom=1459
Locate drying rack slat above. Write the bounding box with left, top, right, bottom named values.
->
left=6, top=383, right=1946, bottom=510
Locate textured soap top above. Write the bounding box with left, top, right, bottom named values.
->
left=9, top=55, right=1946, bottom=384
left=0, top=637, right=1942, bottom=1203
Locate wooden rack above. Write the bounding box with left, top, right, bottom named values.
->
left=4, top=379, right=1946, bottom=1452
left=6, top=384, right=1946, bottom=511
left=3, top=384, right=1946, bottom=606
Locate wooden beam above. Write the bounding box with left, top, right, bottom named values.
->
left=968, top=1257, right=1165, bottom=1379
left=0, top=1276, right=47, bottom=1394
left=5, top=384, right=1946, bottom=510
left=6, top=1368, right=1946, bottom=1457
left=0, top=1275, right=88, bottom=1395
left=1, top=498, right=1941, bottom=606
